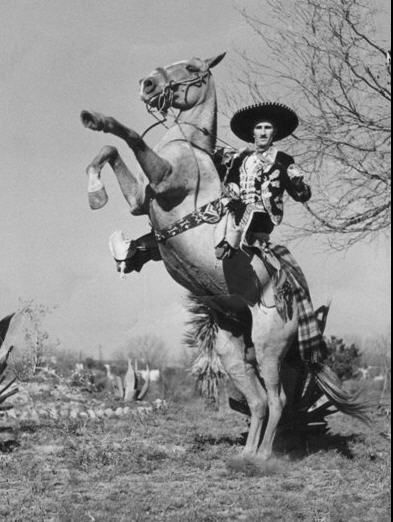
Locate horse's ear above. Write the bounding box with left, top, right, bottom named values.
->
left=205, top=52, right=226, bottom=70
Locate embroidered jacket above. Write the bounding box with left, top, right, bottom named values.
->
left=222, top=146, right=311, bottom=227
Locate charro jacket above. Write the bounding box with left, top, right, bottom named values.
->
left=220, top=146, right=311, bottom=229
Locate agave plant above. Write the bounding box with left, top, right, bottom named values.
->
left=0, top=314, right=18, bottom=411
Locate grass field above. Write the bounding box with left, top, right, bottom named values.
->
left=0, top=391, right=390, bottom=522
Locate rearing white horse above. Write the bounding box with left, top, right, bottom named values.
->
left=81, top=53, right=367, bottom=463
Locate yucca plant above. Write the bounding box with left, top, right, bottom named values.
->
left=0, top=314, right=18, bottom=411
left=184, top=295, right=227, bottom=406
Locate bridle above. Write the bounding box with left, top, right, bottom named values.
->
left=143, top=69, right=211, bottom=119
left=141, top=68, right=236, bottom=150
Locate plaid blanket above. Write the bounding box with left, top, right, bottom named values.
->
left=271, top=244, right=326, bottom=364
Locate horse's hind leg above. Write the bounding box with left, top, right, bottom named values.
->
left=251, top=304, right=298, bottom=461
left=215, top=328, right=267, bottom=456
left=257, top=352, right=287, bottom=461
left=86, top=146, right=147, bottom=214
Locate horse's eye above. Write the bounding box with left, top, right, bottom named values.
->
left=186, top=64, right=200, bottom=73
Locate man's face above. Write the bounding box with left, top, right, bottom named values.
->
left=253, top=121, right=275, bottom=150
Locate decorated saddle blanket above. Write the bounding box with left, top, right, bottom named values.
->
left=271, top=244, right=326, bottom=364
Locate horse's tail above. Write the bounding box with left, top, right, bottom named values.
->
left=313, top=364, right=371, bottom=425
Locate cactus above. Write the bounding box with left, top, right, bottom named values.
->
left=0, top=314, right=19, bottom=450
left=0, top=314, right=18, bottom=408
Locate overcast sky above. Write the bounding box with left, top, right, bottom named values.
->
left=0, top=0, right=390, bottom=359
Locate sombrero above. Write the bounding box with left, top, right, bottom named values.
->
left=230, top=102, right=299, bottom=142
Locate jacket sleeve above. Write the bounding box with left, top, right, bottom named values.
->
left=282, top=162, right=312, bottom=203
left=223, top=148, right=253, bottom=186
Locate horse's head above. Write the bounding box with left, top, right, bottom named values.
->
left=140, top=53, right=226, bottom=113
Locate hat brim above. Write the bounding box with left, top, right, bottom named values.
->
left=230, top=103, right=299, bottom=142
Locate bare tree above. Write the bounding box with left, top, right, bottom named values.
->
left=122, top=334, right=168, bottom=369
left=10, top=300, right=59, bottom=380
left=227, top=0, right=391, bottom=249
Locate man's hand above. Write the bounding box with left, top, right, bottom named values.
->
left=291, top=175, right=306, bottom=189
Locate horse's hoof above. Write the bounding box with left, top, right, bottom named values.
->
left=226, top=454, right=257, bottom=475
left=226, top=453, right=283, bottom=476
left=88, top=187, right=109, bottom=210
left=80, top=110, right=104, bottom=131
left=255, top=455, right=284, bottom=475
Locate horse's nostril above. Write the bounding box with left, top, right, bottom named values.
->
left=143, top=78, right=156, bottom=94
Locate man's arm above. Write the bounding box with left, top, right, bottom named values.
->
left=283, top=163, right=311, bottom=203
left=214, top=146, right=254, bottom=183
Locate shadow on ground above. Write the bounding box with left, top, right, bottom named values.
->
left=191, top=425, right=363, bottom=460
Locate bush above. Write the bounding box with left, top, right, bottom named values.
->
left=325, top=336, right=361, bottom=381
left=160, top=367, right=198, bottom=403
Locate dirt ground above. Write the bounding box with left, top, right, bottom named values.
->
left=0, top=394, right=390, bottom=522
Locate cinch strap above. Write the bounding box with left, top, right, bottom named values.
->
left=154, top=199, right=224, bottom=243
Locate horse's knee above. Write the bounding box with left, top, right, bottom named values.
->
left=265, top=386, right=286, bottom=418
left=86, top=146, right=118, bottom=173
left=101, top=145, right=118, bottom=161
left=248, top=396, right=266, bottom=420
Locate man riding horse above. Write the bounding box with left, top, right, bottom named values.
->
left=81, top=53, right=368, bottom=463
left=110, top=102, right=311, bottom=276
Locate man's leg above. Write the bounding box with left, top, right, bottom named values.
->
left=109, top=231, right=162, bottom=275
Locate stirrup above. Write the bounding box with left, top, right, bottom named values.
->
left=215, top=241, right=237, bottom=260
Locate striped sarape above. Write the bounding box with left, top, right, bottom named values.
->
left=270, top=244, right=326, bottom=364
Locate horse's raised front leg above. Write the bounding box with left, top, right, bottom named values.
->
left=215, top=328, right=267, bottom=457
left=81, top=111, right=172, bottom=191
left=86, top=145, right=147, bottom=214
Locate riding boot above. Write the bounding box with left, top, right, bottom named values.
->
left=109, top=230, right=162, bottom=276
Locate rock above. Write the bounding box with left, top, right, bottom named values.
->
left=48, top=407, right=59, bottom=420
left=104, top=408, right=114, bottom=418
left=0, top=426, right=17, bottom=450
left=137, top=406, right=153, bottom=416
left=30, top=409, right=40, bottom=424
left=87, top=409, right=96, bottom=419
left=60, top=408, right=69, bottom=418
left=6, top=409, right=17, bottom=420
left=38, top=408, right=48, bottom=418
left=19, top=410, right=31, bottom=422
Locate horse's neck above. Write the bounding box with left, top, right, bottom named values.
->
left=162, top=82, right=217, bottom=154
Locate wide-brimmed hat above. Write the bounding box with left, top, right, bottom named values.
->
left=230, top=102, right=299, bottom=142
